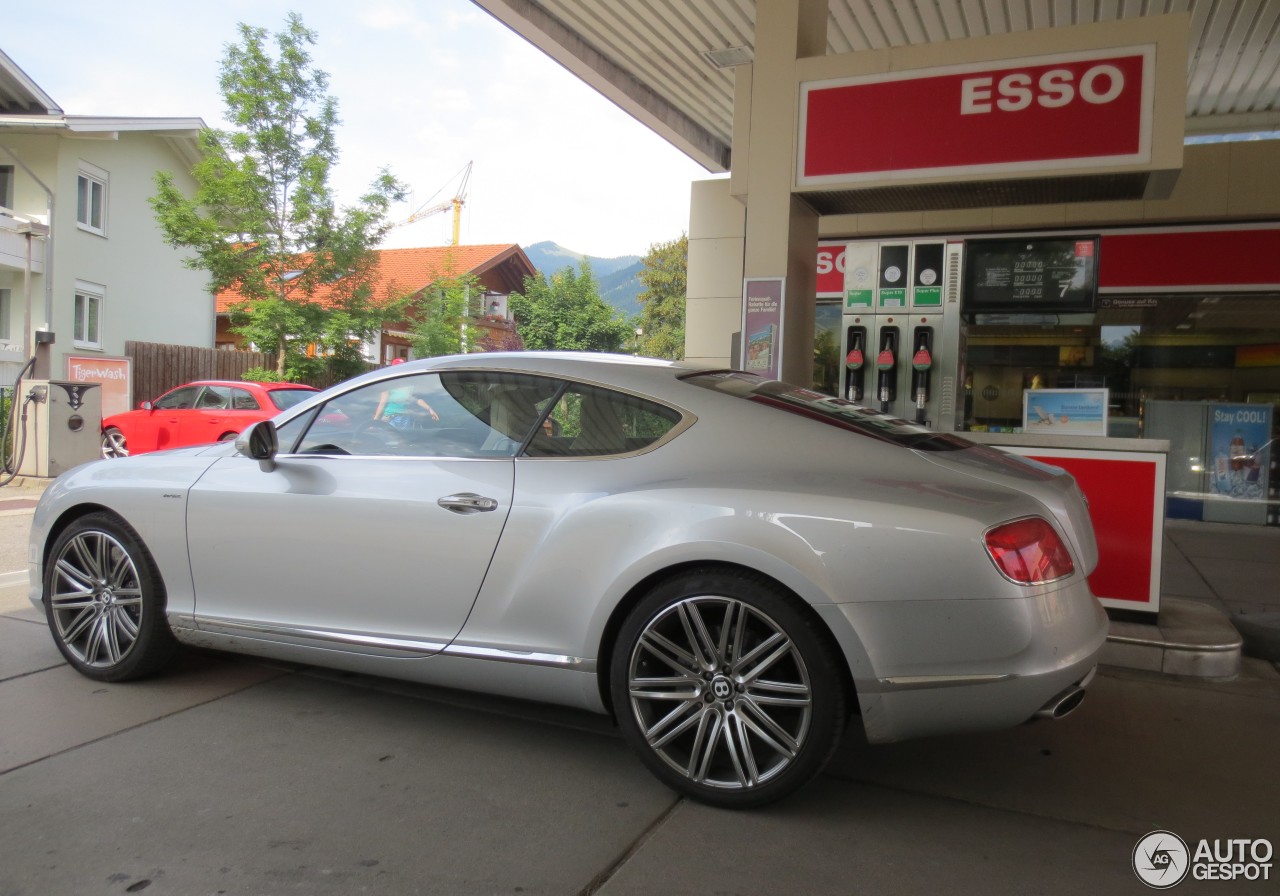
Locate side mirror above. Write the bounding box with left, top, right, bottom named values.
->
left=235, top=420, right=279, bottom=472
left=141, top=401, right=154, bottom=411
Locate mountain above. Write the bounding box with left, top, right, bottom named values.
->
left=522, top=241, right=644, bottom=318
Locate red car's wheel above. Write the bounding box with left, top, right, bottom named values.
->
left=101, top=427, right=128, bottom=459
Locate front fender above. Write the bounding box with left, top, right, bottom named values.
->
left=29, top=452, right=220, bottom=619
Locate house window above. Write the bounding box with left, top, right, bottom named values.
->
left=76, top=164, right=108, bottom=234
left=0, top=288, right=11, bottom=342
left=0, top=166, right=14, bottom=211
left=74, top=283, right=104, bottom=349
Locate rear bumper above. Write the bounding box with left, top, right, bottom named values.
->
left=816, top=578, right=1108, bottom=744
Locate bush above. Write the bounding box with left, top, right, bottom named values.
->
left=241, top=367, right=289, bottom=383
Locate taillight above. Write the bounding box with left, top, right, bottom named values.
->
left=984, top=517, right=1075, bottom=584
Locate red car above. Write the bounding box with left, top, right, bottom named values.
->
left=101, top=380, right=318, bottom=458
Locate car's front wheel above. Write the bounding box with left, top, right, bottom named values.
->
left=101, top=427, right=128, bottom=458
left=610, top=568, right=848, bottom=808
left=44, top=513, right=178, bottom=681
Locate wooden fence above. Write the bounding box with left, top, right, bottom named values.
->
left=126, top=342, right=274, bottom=405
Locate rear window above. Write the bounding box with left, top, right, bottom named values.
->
left=681, top=370, right=969, bottom=451
left=267, top=388, right=316, bottom=411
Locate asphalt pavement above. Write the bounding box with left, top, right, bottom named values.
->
left=2, top=480, right=1279, bottom=895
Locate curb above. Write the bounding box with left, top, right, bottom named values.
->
left=1231, top=613, right=1280, bottom=663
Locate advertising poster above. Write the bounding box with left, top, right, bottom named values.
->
left=66, top=355, right=131, bottom=418
left=741, top=278, right=784, bottom=380
left=1023, top=388, right=1108, bottom=436
left=1208, top=404, right=1272, bottom=501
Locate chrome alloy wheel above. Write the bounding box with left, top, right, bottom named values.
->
left=101, top=428, right=129, bottom=458
left=626, top=596, right=813, bottom=792
left=49, top=529, right=145, bottom=669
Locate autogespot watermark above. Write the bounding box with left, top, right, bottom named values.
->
left=1133, top=831, right=1273, bottom=888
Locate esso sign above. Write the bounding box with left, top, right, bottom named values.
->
left=800, top=48, right=1151, bottom=182
left=961, top=64, right=1126, bottom=114
left=816, top=244, right=846, bottom=296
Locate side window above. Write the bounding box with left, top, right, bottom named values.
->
left=290, top=371, right=555, bottom=458
left=154, top=386, right=200, bottom=410
left=525, top=382, right=683, bottom=458
left=196, top=386, right=231, bottom=409
left=230, top=388, right=260, bottom=410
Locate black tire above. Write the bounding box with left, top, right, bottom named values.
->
left=44, top=512, right=178, bottom=682
left=610, top=568, right=848, bottom=808
left=101, top=426, right=128, bottom=458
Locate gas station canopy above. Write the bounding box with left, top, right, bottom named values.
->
left=473, top=1, right=1280, bottom=172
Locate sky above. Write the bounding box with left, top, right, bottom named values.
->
left=5, top=1, right=715, bottom=259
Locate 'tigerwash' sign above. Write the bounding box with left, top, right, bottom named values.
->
left=798, top=46, right=1154, bottom=186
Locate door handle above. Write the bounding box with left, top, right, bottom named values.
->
left=438, top=493, right=499, bottom=514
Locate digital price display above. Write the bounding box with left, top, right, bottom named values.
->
left=963, top=237, right=1099, bottom=313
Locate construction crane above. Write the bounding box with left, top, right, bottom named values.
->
left=401, top=161, right=472, bottom=246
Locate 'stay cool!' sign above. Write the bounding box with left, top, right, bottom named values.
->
left=798, top=47, right=1153, bottom=186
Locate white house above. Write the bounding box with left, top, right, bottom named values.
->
left=0, top=47, right=210, bottom=394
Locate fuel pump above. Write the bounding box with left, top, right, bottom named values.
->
left=844, top=325, right=866, bottom=402
left=910, top=325, right=934, bottom=424
left=841, top=240, right=959, bottom=428
left=876, top=325, right=899, bottom=413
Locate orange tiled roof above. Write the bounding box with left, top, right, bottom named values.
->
left=215, top=244, right=532, bottom=313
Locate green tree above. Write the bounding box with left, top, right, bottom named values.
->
left=635, top=235, right=687, bottom=359
left=408, top=257, right=485, bottom=358
left=150, top=12, right=405, bottom=380
left=508, top=262, right=632, bottom=353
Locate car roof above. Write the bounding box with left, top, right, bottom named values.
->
left=178, top=380, right=317, bottom=391
left=401, top=352, right=720, bottom=395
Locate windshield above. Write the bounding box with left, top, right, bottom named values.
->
left=681, top=370, right=970, bottom=451
left=268, top=388, right=316, bottom=411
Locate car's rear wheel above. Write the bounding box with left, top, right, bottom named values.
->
left=101, top=427, right=128, bottom=458
left=611, top=568, right=847, bottom=808
left=218, top=431, right=238, bottom=442
left=44, top=513, right=178, bottom=681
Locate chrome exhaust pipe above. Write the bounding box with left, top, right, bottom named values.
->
left=1035, top=686, right=1086, bottom=720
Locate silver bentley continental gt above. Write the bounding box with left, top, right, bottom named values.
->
left=29, top=352, right=1108, bottom=807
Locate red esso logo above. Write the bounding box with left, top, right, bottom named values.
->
left=960, top=64, right=1126, bottom=114
left=816, top=246, right=846, bottom=276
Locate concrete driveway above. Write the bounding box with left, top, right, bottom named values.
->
left=2, top=485, right=1279, bottom=895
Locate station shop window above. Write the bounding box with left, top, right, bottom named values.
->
left=958, top=294, right=1280, bottom=431
left=959, top=293, right=1280, bottom=524
left=814, top=301, right=841, bottom=396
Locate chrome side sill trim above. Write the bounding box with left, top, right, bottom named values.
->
left=878, top=673, right=1017, bottom=691
left=190, top=616, right=595, bottom=671
left=442, top=643, right=596, bottom=673
left=194, top=616, right=448, bottom=655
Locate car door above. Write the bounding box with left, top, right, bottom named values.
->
left=177, top=384, right=236, bottom=446
left=184, top=369, right=555, bottom=654
left=144, top=384, right=202, bottom=452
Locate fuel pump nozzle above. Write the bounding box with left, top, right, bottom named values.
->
left=910, top=326, right=934, bottom=425
left=876, top=327, right=898, bottom=414
left=844, top=326, right=866, bottom=402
